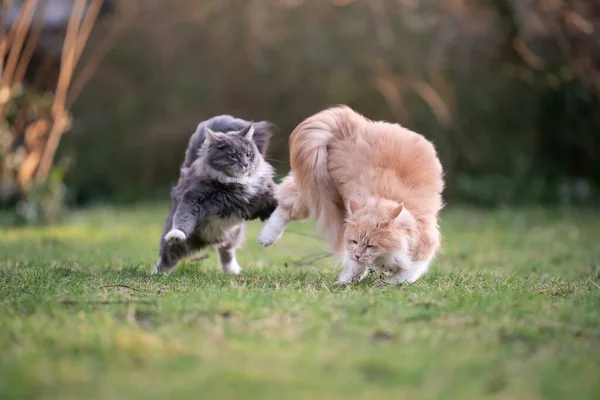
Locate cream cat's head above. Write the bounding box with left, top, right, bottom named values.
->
left=344, top=197, right=414, bottom=265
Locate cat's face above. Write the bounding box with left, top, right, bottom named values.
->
left=344, top=198, right=408, bottom=265
left=205, top=125, right=261, bottom=178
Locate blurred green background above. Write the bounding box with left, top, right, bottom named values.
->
left=4, top=0, right=600, bottom=209
left=2, top=3, right=600, bottom=398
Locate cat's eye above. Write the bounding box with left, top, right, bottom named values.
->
left=366, top=244, right=373, bottom=248
left=246, top=152, right=251, bottom=157
left=351, top=240, right=357, bottom=244
left=229, top=154, right=238, bottom=160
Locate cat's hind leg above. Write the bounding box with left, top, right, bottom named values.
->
left=154, top=237, right=191, bottom=275
left=154, top=224, right=207, bottom=275
left=155, top=200, right=186, bottom=274
left=216, top=224, right=245, bottom=275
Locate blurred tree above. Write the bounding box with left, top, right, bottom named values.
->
left=56, top=0, right=600, bottom=206
left=1, top=0, right=124, bottom=223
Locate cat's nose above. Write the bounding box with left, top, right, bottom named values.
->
left=354, top=254, right=360, bottom=260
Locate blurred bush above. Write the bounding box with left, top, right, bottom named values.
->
left=0, top=82, right=66, bottom=224
left=62, top=0, right=600, bottom=206
left=1, top=0, right=117, bottom=224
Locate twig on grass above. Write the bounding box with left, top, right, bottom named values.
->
left=293, top=252, right=333, bottom=267
left=101, top=284, right=146, bottom=293
left=60, top=299, right=157, bottom=307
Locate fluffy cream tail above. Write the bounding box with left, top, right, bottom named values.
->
left=288, top=106, right=359, bottom=253
left=259, top=106, right=361, bottom=252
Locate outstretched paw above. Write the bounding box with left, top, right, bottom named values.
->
left=257, top=207, right=288, bottom=247
left=165, top=229, right=186, bottom=243
left=257, top=233, right=277, bottom=247
left=257, top=226, right=283, bottom=247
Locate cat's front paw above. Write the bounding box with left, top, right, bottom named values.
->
left=257, top=227, right=281, bottom=247
left=257, top=220, right=285, bottom=247
left=165, top=229, right=187, bottom=243
left=257, top=207, right=287, bottom=247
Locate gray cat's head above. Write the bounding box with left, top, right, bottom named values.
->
left=204, top=124, right=262, bottom=178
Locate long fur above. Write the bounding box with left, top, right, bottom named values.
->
left=259, top=105, right=444, bottom=284
left=287, top=107, right=355, bottom=253
left=154, top=116, right=278, bottom=275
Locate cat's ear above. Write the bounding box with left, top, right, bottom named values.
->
left=239, top=124, right=255, bottom=141
left=347, top=198, right=363, bottom=215
left=206, top=128, right=225, bottom=142
left=389, top=202, right=405, bottom=221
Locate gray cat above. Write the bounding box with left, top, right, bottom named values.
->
left=153, top=115, right=278, bottom=275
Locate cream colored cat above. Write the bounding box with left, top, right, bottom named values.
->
left=258, top=106, right=444, bottom=286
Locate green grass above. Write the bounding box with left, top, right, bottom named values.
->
left=1, top=205, right=599, bottom=400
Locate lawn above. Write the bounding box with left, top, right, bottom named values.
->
left=1, top=204, right=599, bottom=400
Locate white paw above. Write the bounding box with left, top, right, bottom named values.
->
left=257, top=228, right=282, bottom=247
left=222, top=260, right=242, bottom=275
left=257, top=208, right=288, bottom=247
left=165, top=229, right=186, bottom=243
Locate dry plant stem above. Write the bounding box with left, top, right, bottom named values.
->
left=0, top=0, right=16, bottom=80
left=35, top=0, right=87, bottom=183
left=36, top=0, right=104, bottom=182
left=0, top=0, right=15, bottom=77
left=66, top=29, right=116, bottom=106
left=18, top=147, right=41, bottom=186
left=52, top=0, right=86, bottom=115
left=374, top=65, right=410, bottom=123
left=72, top=0, right=105, bottom=63
left=68, top=1, right=129, bottom=107
left=293, top=252, right=333, bottom=267
left=101, top=284, right=147, bottom=293
left=0, top=0, right=35, bottom=117
left=18, top=119, right=49, bottom=186
left=410, top=80, right=451, bottom=126
left=35, top=114, right=68, bottom=181
left=2, top=0, right=38, bottom=86
left=60, top=299, right=157, bottom=306
left=13, top=0, right=47, bottom=84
